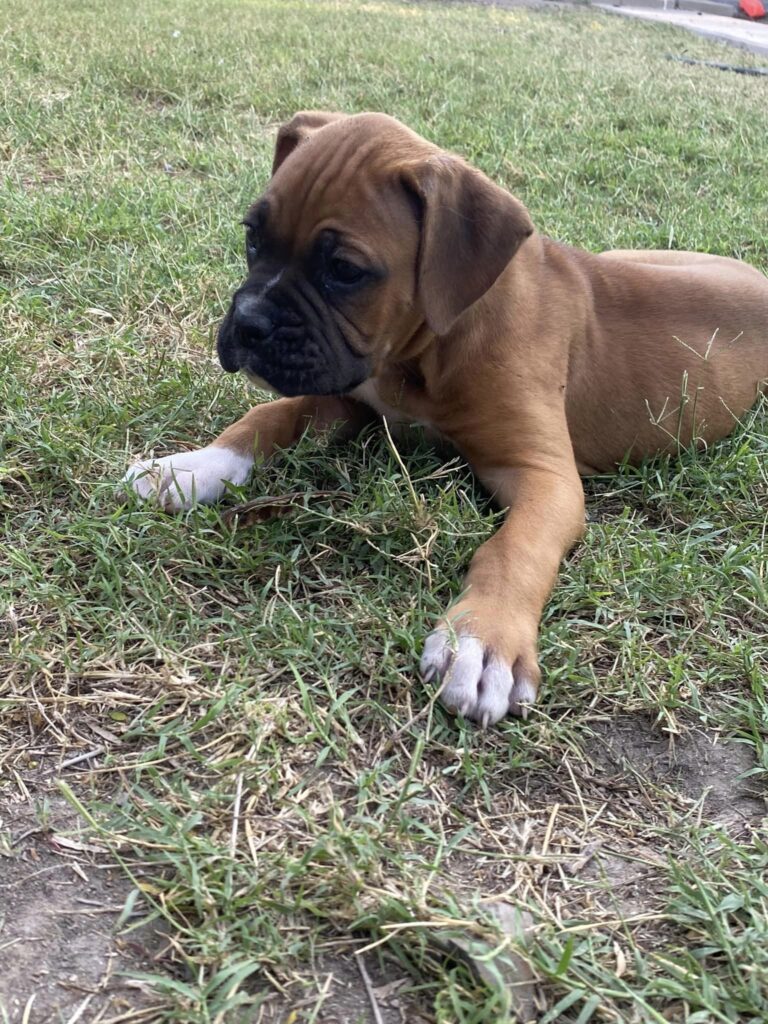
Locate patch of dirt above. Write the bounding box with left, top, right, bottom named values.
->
left=0, top=798, right=429, bottom=1024
left=0, top=799, right=167, bottom=1024
left=563, top=718, right=766, bottom=922
left=256, top=953, right=426, bottom=1023
left=585, top=717, right=765, bottom=824
left=579, top=846, right=669, bottom=919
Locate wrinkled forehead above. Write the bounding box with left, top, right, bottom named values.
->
left=246, top=126, right=426, bottom=263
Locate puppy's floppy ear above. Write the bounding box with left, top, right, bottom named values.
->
left=400, top=155, right=534, bottom=336
left=272, top=111, right=348, bottom=175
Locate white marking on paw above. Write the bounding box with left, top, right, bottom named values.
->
left=420, top=630, right=537, bottom=726
left=122, top=445, right=253, bottom=511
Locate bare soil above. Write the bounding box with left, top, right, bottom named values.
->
left=0, top=799, right=167, bottom=1024
left=586, top=715, right=765, bottom=824
left=577, top=717, right=764, bottom=921
left=258, top=956, right=420, bottom=1024
left=0, top=793, right=422, bottom=1023
left=2, top=718, right=762, bottom=1022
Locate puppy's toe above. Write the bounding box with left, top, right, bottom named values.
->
left=420, top=629, right=537, bottom=726
left=427, top=634, right=485, bottom=718
left=474, top=655, right=515, bottom=727
left=508, top=660, right=539, bottom=718
left=123, top=460, right=164, bottom=503
left=122, top=446, right=253, bottom=511
left=419, top=629, right=455, bottom=683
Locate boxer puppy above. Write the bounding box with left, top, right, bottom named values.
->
left=125, top=111, right=768, bottom=726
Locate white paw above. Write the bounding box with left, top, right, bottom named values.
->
left=122, top=446, right=254, bottom=511
left=420, top=631, right=538, bottom=727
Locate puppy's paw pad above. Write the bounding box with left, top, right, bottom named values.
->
left=420, top=629, right=537, bottom=726
left=122, top=446, right=253, bottom=511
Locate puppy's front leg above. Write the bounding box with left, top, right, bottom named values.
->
left=421, top=455, right=585, bottom=726
left=124, top=396, right=372, bottom=511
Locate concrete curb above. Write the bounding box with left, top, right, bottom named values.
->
left=605, top=0, right=735, bottom=12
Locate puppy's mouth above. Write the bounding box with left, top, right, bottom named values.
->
left=216, top=301, right=371, bottom=398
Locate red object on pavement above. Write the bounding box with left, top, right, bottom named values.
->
left=739, top=0, right=765, bottom=18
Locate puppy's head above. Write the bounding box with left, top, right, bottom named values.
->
left=217, top=112, right=534, bottom=396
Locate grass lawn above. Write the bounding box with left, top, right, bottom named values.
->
left=1, top=0, right=767, bottom=1020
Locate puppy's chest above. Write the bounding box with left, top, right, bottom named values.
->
left=351, top=376, right=435, bottom=433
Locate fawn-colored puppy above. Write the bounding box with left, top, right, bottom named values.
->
left=126, top=112, right=768, bottom=726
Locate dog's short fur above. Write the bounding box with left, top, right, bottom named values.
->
left=125, top=112, right=768, bottom=726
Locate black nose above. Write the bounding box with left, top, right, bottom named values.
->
left=233, top=305, right=274, bottom=340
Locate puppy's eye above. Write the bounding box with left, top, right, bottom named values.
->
left=329, top=257, right=367, bottom=285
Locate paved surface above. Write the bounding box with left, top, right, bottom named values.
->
left=596, top=6, right=768, bottom=56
